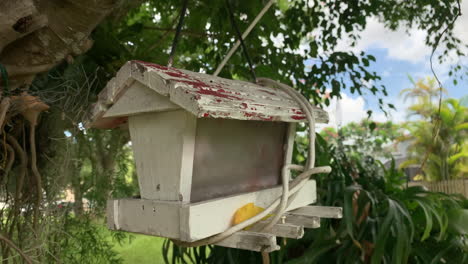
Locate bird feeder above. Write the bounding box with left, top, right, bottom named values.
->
left=86, top=60, right=342, bottom=252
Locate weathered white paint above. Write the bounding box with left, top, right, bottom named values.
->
left=289, top=205, right=343, bottom=219
left=87, top=60, right=336, bottom=250
left=213, top=231, right=280, bottom=252
left=108, top=179, right=316, bottom=242
left=180, top=179, right=316, bottom=241
left=87, top=60, right=329, bottom=129
left=284, top=123, right=296, bottom=181
left=104, top=81, right=180, bottom=118
left=129, top=110, right=196, bottom=201
left=107, top=199, right=181, bottom=239
left=249, top=221, right=304, bottom=239
left=285, top=215, right=320, bottom=229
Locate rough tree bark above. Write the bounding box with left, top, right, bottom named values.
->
left=0, top=0, right=122, bottom=89
left=0, top=0, right=125, bottom=262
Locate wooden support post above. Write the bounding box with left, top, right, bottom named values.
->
left=290, top=206, right=343, bottom=219
left=284, top=215, right=320, bottom=229
left=213, top=231, right=280, bottom=252
left=249, top=221, right=304, bottom=239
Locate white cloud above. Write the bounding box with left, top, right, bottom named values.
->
left=336, top=1, right=468, bottom=64
left=316, top=94, right=408, bottom=131
left=454, top=1, right=468, bottom=45
left=316, top=93, right=366, bottom=130
left=336, top=18, right=429, bottom=63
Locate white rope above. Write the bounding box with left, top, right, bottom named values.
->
left=172, top=78, right=329, bottom=248
left=213, top=0, right=275, bottom=76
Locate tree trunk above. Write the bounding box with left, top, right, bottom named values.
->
left=0, top=0, right=121, bottom=90
left=0, top=0, right=124, bottom=262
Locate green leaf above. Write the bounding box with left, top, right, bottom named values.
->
left=371, top=199, right=397, bottom=264
left=448, top=209, right=468, bottom=235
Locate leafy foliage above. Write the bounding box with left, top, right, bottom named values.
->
left=320, top=120, right=401, bottom=159
left=399, top=77, right=468, bottom=181
left=165, top=135, right=468, bottom=264
left=1, top=0, right=466, bottom=262
left=89, top=0, right=465, bottom=110
left=45, top=213, right=124, bottom=264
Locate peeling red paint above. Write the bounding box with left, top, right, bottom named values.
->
left=291, top=108, right=304, bottom=115
left=128, top=61, right=314, bottom=123
left=197, top=88, right=243, bottom=100
left=291, top=115, right=305, bottom=120
left=243, top=112, right=273, bottom=121
left=260, top=89, right=276, bottom=96
left=136, top=61, right=247, bottom=101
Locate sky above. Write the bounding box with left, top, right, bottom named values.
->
left=317, top=1, right=468, bottom=129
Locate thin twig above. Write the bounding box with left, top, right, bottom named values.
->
left=143, top=26, right=215, bottom=37
left=0, top=98, right=11, bottom=133
left=6, top=134, right=27, bottom=202
left=167, top=0, right=190, bottom=67
left=421, top=0, right=462, bottom=175
left=226, top=0, right=257, bottom=81
left=0, top=233, right=33, bottom=264
left=2, top=143, right=15, bottom=186
left=213, top=0, right=275, bottom=76
left=30, top=124, right=42, bottom=230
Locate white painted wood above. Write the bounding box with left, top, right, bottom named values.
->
left=107, top=199, right=182, bottom=239
left=87, top=60, right=329, bottom=128
left=129, top=110, right=196, bottom=201
left=107, top=190, right=318, bottom=242
left=249, top=221, right=304, bottom=239
left=289, top=206, right=343, bottom=219
left=180, top=179, right=316, bottom=241
left=213, top=231, right=280, bottom=252
left=104, top=81, right=180, bottom=118
left=284, top=215, right=320, bottom=229
left=284, top=123, right=296, bottom=180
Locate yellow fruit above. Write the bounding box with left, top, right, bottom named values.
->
left=232, top=203, right=265, bottom=226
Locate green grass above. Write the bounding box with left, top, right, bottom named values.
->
left=112, top=234, right=166, bottom=264
left=99, top=223, right=167, bottom=264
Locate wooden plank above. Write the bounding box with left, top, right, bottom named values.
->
left=107, top=199, right=181, bottom=239
left=289, top=206, right=343, bottom=219
left=284, top=215, right=320, bottom=229
left=283, top=123, right=296, bottom=181
left=104, top=81, right=180, bottom=118
left=88, top=61, right=329, bottom=128
left=249, top=221, right=304, bottom=239
left=213, top=231, right=280, bottom=252
left=129, top=110, right=196, bottom=201
left=181, top=179, right=316, bottom=242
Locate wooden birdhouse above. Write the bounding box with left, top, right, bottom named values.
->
left=87, top=60, right=341, bottom=252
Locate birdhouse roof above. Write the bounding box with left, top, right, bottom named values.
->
left=86, top=61, right=329, bottom=129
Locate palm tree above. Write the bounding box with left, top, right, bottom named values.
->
left=399, top=78, right=467, bottom=181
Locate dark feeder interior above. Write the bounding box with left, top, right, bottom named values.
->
left=191, top=118, right=287, bottom=202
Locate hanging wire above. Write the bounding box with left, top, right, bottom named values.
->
left=214, top=0, right=274, bottom=76
left=420, top=0, right=462, bottom=174
left=225, top=0, right=257, bottom=81
left=430, top=0, right=462, bottom=113
left=167, top=0, right=190, bottom=67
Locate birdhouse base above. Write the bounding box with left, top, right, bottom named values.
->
left=106, top=179, right=334, bottom=244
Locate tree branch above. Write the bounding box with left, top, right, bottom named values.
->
left=0, top=233, right=33, bottom=264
